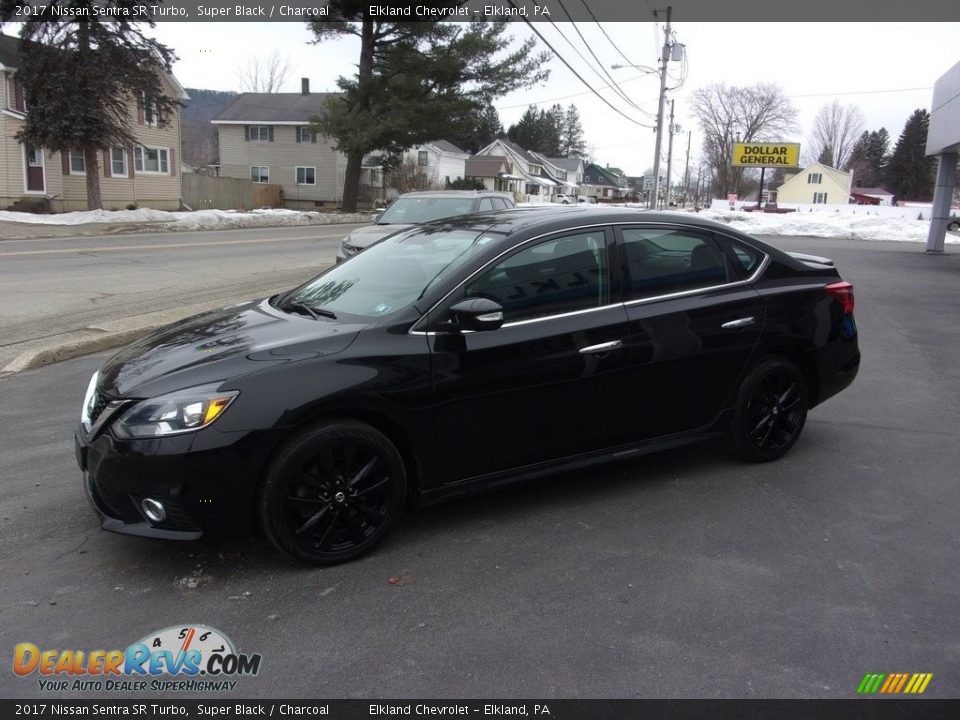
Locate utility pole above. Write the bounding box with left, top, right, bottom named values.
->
left=649, top=5, right=671, bottom=211
left=664, top=99, right=676, bottom=208
left=682, top=130, right=691, bottom=208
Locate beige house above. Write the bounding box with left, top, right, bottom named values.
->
left=212, top=83, right=346, bottom=209
left=774, top=162, right=853, bottom=205
left=0, top=34, right=187, bottom=212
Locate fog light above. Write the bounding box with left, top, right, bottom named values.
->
left=141, top=498, right=166, bottom=523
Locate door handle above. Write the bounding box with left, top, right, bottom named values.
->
left=721, top=317, right=755, bottom=329
left=579, top=340, right=623, bottom=355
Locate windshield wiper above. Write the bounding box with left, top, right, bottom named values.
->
left=279, top=301, right=336, bottom=320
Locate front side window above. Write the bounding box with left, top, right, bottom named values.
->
left=134, top=147, right=169, bottom=174
left=69, top=150, right=85, bottom=174
left=620, top=228, right=729, bottom=300
left=251, top=166, right=269, bottom=183
left=283, top=227, right=498, bottom=318
left=295, top=166, right=315, bottom=185
left=463, top=231, right=608, bottom=323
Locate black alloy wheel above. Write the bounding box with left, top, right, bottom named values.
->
left=259, top=420, right=407, bottom=565
left=728, top=358, right=808, bottom=462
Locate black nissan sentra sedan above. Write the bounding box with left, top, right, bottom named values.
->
left=76, top=208, right=860, bottom=565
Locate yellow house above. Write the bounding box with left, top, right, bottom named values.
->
left=774, top=162, right=852, bottom=205
left=0, top=34, right=188, bottom=212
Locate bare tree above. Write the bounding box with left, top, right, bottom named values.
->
left=385, top=157, right=441, bottom=195
left=236, top=50, right=293, bottom=93
left=807, top=100, right=865, bottom=169
left=691, top=82, right=798, bottom=198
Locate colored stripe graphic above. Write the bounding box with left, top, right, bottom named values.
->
left=857, top=672, right=932, bottom=694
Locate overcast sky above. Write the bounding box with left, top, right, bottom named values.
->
left=150, top=21, right=957, bottom=178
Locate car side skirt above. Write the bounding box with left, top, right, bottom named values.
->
left=414, top=409, right=734, bottom=507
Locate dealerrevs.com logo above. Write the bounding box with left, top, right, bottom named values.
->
left=13, top=625, right=262, bottom=692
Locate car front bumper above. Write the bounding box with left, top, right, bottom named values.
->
left=75, top=424, right=278, bottom=541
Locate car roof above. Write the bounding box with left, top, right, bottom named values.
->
left=397, top=190, right=512, bottom=199
left=432, top=206, right=743, bottom=237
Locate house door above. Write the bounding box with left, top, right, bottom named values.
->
left=25, top=146, right=45, bottom=192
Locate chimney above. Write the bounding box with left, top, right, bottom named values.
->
left=301, top=78, right=310, bottom=96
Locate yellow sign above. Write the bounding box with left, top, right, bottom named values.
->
left=732, top=143, right=800, bottom=167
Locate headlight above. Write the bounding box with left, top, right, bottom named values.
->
left=113, top=385, right=238, bottom=439
left=80, top=370, right=100, bottom=433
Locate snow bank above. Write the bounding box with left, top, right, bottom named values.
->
left=0, top=204, right=955, bottom=244
left=0, top=207, right=374, bottom=229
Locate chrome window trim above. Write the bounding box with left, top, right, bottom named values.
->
left=409, top=221, right=770, bottom=335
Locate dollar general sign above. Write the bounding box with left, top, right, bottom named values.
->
left=732, top=143, right=800, bottom=167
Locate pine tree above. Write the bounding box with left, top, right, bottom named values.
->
left=845, top=129, right=890, bottom=188
left=560, top=104, right=587, bottom=158
left=2, top=5, right=179, bottom=210
left=310, top=6, right=549, bottom=212
left=449, top=104, right=503, bottom=155
left=885, top=110, right=935, bottom=201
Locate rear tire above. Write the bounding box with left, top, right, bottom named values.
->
left=947, top=219, right=959, bottom=232
left=258, top=420, right=407, bottom=565
left=727, top=357, right=808, bottom=462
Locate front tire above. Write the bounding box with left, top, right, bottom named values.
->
left=727, top=358, right=808, bottom=462
left=259, top=420, right=407, bottom=565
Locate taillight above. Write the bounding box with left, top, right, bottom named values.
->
left=825, top=281, right=855, bottom=314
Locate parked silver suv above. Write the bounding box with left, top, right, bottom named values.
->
left=336, top=190, right=516, bottom=262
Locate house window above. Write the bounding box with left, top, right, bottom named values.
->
left=247, top=125, right=273, bottom=142
left=134, top=146, right=170, bottom=174
left=69, top=150, right=85, bottom=175
left=417, top=151, right=428, bottom=166
left=813, top=192, right=828, bottom=204
left=251, top=166, right=270, bottom=183
left=296, top=127, right=316, bottom=143
left=295, top=166, right=315, bottom=185
left=140, top=92, right=158, bottom=126
left=807, top=173, right=822, bottom=184
left=529, top=165, right=541, bottom=176
left=111, top=147, right=128, bottom=177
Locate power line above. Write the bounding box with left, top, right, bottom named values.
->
left=507, top=1, right=656, bottom=129
left=550, top=0, right=656, bottom=118
left=581, top=0, right=635, bottom=68
left=494, top=73, right=658, bottom=111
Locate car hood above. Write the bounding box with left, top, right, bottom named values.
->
left=99, top=299, right=366, bottom=399
left=345, top=223, right=413, bottom=249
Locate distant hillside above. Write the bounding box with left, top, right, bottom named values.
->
left=181, top=88, right=238, bottom=167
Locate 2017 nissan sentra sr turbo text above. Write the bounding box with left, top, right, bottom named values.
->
left=75, top=208, right=860, bottom=565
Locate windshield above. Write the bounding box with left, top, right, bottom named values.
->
left=377, top=196, right=476, bottom=225
left=280, top=227, right=502, bottom=318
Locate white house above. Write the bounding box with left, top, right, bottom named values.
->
left=775, top=162, right=853, bottom=205
left=476, top=139, right=559, bottom=202
left=401, top=140, right=469, bottom=188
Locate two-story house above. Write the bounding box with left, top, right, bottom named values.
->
left=774, top=162, right=853, bottom=205
left=529, top=152, right=583, bottom=199
left=0, top=33, right=187, bottom=212
left=582, top=163, right=630, bottom=200
left=476, top=139, right=561, bottom=202
left=212, top=81, right=347, bottom=209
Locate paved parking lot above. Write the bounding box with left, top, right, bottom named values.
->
left=0, top=235, right=957, bottom=699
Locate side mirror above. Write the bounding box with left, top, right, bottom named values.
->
left=449, top=298, right=504, bottom=332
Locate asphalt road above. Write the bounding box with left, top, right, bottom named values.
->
left=0, top=224, right=364, bottom=368
left=0, top=235, right=957, bottom=700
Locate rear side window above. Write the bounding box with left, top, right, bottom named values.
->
left=725, top=237, right=763, bottom=276
left=492, top=197, right=509, bottom=210
left=620, top=228, right=729, bottom=300
left=464, top=231, right=608, bottom=323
